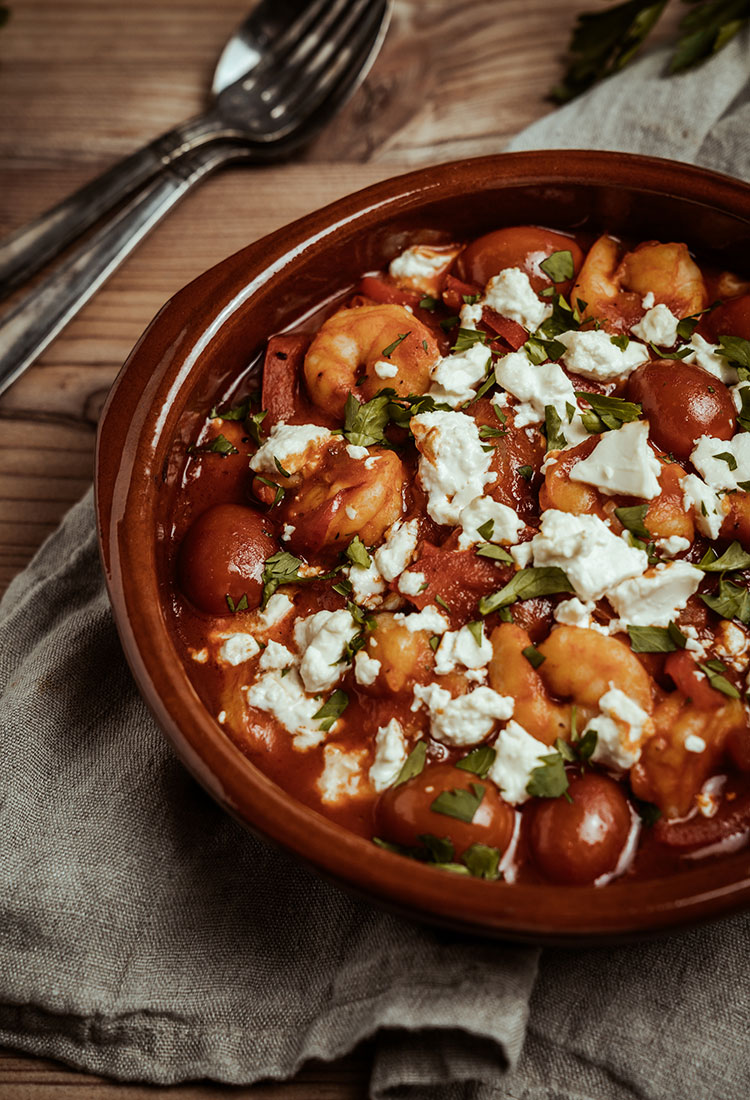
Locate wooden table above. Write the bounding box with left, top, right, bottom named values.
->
left=0, top=0, right=675, bottom=1095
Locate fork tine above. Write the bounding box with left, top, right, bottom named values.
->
left=235, top=0, right=352, bottom=95
left=258, top=0, right=385, bottom=128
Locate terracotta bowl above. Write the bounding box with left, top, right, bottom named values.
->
left=96, top=150, right=750, bottom=943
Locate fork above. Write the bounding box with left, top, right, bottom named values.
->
left=0, top=0, right=389, bottom=397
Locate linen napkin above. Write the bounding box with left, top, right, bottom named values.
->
left=2, top=29, right=750, bottom=1100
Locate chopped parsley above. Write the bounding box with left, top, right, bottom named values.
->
left=614, top=503, right=650, bottom=540
left=455, top=744, right=496, bottom=778
left=312, top=690, right=349, bottom=732
left=522, top=643, right=546, bottom=669
left=393, top=741, right=427, bottom=787
left=381, top=331, right=411, bottom=358
left=574, top=391, right=642, bottom=431
left=479, top=567, right=574, bottom=616
left=430, top=782, right=485, bottom=823
left=225, top=593, right=249, bottom=614
left=346, top=535, right=372, bottom=569
left=526, top=750, right=569, bottom=799
left=627, top=622, right=687, bottom=653
left=539, top=249, right=574, bottom=283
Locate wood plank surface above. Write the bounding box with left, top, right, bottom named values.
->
left=0, top=0, right=677, bottom=1095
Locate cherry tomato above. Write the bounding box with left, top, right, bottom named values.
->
left=701, top=293, right=750, bottom=343
left=664, top=650, right=728, bottom=710
left=626, top=360, right=735, bottom=460
left=527, top=772, right=632, bottom=884
left=177, top=503, right=278, bottom=614
left=375, top=763, right=515, bottom=858
left=456, top=226, right=584, bottom=294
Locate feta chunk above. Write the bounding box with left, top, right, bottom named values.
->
left=557, top=329, right=649, bottom=380
left=681, top=473, right=725, bottom=539
left=369, top=719, right=409, bottom=792
left=494, top=350, right=588, bottom=445
left=606, top=561, right=702, bottom=626
left=483, top=268, right=551, bottom=330
left=346, top=444, right=369, bottom=460
left=554, top=597, right=596, bottom=629
left=460, top=300, right=484, bottom=329
left=691, top=433, right=750, bottom=493
left=531, top=509, right=647, bottom=602
left=569, top=420, right=662, bottom=499
left=374, top=359, right=398, bottom=379
left=257, top=592, right=294, bottom=628
left=412, top=683, right=514, bottom=746
left=434, top=624, right=493, bottom=675
left=715, top=621, right=750, bottom=672
left=428, top=342, right=491, bottom=407
left=245, top=668, right=324, bottom=749
left=631, top=304, right=679, bottom=347
left=249, top=421, right=331, bottom=475
left=684, top=334, right=738, bottom=385
left=510, top=542, right=533, bottom=568
left=294, top=609, right=359, bottom=692
left=354, top=651, right=381, bottom=686
left=347, top=560, right=386, bottom=607
left=411, top=410, right=494, bottom=525
left=398, top=570, right=426, bottom=596
left=488, top=720, right=551, bottom=805
left=458, top=495, right=524, bottom=549
left=317, top=744, right=365, bottom=803
left=393, top=605, right=450, bottom=634
left=218, top=633, right=260, bottom=666
left=586, top=685, right=650, bottom=771
left=258, top=640, right=295, bottom=671
left=685, top=734, right=707, bottom=754
left=656, top=535, right=691, bottom=557
left=374, top=519, right=419, bottom=582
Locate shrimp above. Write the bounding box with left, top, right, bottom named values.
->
left=489, top=623, right=656, bottom=747
left=254, top=439, right=407, bottom=556
left=631, top=692, right=748, bottom=818
left=573, top=235, right=707, bottom=332
left=303, top=304, right=440, bottom=419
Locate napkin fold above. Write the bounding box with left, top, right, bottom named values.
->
left=3, top=28, right=750, bottom=1100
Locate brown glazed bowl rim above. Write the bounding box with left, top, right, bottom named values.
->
left=96, top=150, right=750, bottom=944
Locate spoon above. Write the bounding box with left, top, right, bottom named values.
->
left=0, top=0, right=390, bottom=300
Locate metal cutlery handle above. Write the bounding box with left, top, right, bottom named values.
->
left=0, top=112, right=229, bottom=299
left=0, top=142, right=242, bottom=399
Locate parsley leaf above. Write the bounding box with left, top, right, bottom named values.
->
left=670, top=0, right=750, bottom=74
left=735, top=386, right=750, bottom=433
left=523, top=334, right=566, bottom=365
left=698, top=662, right=741, bottom=699
left=539, top=250, right=575, bottom=283
left=188, top=433, right=239, bottom=457
left=700, top=576, right=750, bottom=623
left=627, top=623, right=686, bottom=653
left=418, top=834, right=455, bottom=864
left=346, top=536, right=372, bottom=569
left=526, top=751, right=569, bottom=799
left=475, top=543, right=514, bottom=563
left=225, top=593, right=249, bottom=614
left=381, top=332, right=411, bottom=358
left=430, top=782, right=485, bottom=823
left=518, top=465, right=533, bottom=480
left=476, top=518, right=495, bottom=541
left=393, top=741, right=427, bottom=787
left=479, top=567, right=574, bottom=616
left=255, top=475, right=285, bottom=507
left=699, top=540, right=750, bottom=572
left=465, top=620, right=485, bottom=647
left=714, top=451, right=738, bottom=471
left=419, top=295, right=438, bottom=311
left=633, top=798, right=662, bottom=827
left=260, top=550, right=305, bottom=607
left=717, top=334, right=750, bottom=371
left=574, top=391, right=642, bottom=430
left=312, top=689, right=349, bottom=731
left=522, top=643, right=546, bottom=669
left=453, top=328, right=488, bottom=353
left=455, top=745, right=496, bottom=778
left=343, top=392, right=391, bottom=447
left=614, top=503, right=650, bottom=539
left=462, top=843, right=502, bottom=880
left=544, top=405, right=567, bottom=451
left=210, top=397, right=251, bottom=422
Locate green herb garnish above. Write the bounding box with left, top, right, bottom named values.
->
left=479, top=567, right=574, bottom=616
left=430, top=782, right=485, bottom=824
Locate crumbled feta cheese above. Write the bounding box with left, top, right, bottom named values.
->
left=488, top=720, right=550, bottom=805
left=317, top=744, right=365, bottom=803
left=681, top=473, right=725, bottom=539
left=374, top=359, right=398, bottom=379
left=557, top=329, right=649, bottom=380
left=294, top=609, right=359, bottom=692
left=257, top=592, right=295, bottom=628
left=691, top=433, right=750, bottom=493
left=347, top=560, right=386, bottom=607
left=494, top=351, right=588, bottom=445
left=412, top=683, right=514, bottom=746
left=682, top=624, right=709, bottom=660
left=510, top=542, right=533, bottom=568
left=685, top=734, right=707, bottom=754
left=483, top=268, right=552, bottom=330
left=570, top=420, right=662, bottom=499
left=219, top=633, right=260, bottom=666
left=606, top=561, right=702, bottom=626
left=258, top=640, right=295, bottom=670
left=684, top=334, right=738, bottom=385
left=369, top=719, right=408, bottom=792
left=364, top=456, right=380, bottom=469
left=393, top=605, right=450, bottom=634
left=375, top=519, right=419, bottom=581
left=282, top=523, right=295, bottom=541
left=434, top=624, right=493, bottom=675
left=631, top=304, right=679, bottom=347
left=641, top=292, right=655, bottom=309
left=398, top=570, right=426, bottom=596
left=346, top=444, right=369, bottom=460
left=587, top=685, right=650, bottom=771
left=354, top=651, right=381, bottom=686
left=697, top=774, right=726, bottom=817
left=411, top=410, right=494, bottom=525
left=531, top=509, right=647, bottom=602
left=345, top=505, right=358, bottom=520
left=245, top=668, right=324, bottom=749
left=656, top=535, right=691, bottom=557
left=460, top=301, right=484, bottom=329
left=249, top=421, right=331, bottom=475
left=428, top=342, right=491, bottom=407
left=715, top=621, right=750, bottom=672
left=554, top=597, right=596, bottom=629
left=217, top=710, right=226, bottom=723
left=457, top=495, right=524, bottom=549
left=389, top=245, right=452, bottom=285
left=190, top=647, right=209, bottom=663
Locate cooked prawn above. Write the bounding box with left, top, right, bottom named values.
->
left=303, top=304, right=440, bottom=419
left=573, top=235, right=707, bottom=332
